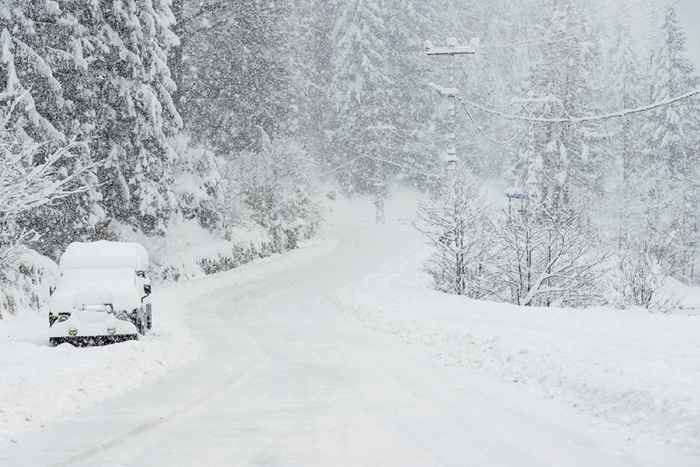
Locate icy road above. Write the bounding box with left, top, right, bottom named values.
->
left=1, top=194, right=698, bottom=467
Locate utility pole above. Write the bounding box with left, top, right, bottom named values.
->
left=425, top=37, right=477, bottom=173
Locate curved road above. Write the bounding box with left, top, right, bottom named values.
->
left=1, top=203, right=693, bottom=467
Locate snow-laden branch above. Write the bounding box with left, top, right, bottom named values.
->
left=0, top=99, right=92, bottom=220
left=458, top=89, right=700, bottom=124
left=0, top=140, right=93, bottom=215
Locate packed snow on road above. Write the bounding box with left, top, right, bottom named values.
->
left=1, top=193, right=699, bottom=467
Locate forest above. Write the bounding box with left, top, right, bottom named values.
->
left=0, top=0, right=698, bottom=316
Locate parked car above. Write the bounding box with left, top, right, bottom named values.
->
left=48, top=241, right=152, bottom=346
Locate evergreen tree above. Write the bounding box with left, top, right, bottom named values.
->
left=1, top=1, right=101, bottom=257
left=385, top=0, right=443, bottom=185
left=330, top=0, right=396, bottom=195
left=644, top=5, right=700, bottom=282
left=277, top=0, right=341, bottom=170
left=182, top=2, right=289, bottom=153
left=607, top=21, right=647, bottom=248
left=0, top=1, right=66, bottom=141
left=517, top=0, right=605, bottom=211
left=71, top=0, right=182, bottom=234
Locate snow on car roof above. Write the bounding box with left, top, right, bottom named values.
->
left=51, top=268, right=143, bottom=312
left=60, top=241, right=150, bottom=271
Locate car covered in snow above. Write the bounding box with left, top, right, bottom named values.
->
left=48, top=241, right=153, bottom=346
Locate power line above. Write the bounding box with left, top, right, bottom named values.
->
left=457, top=98, right=521, bottom=153
left=457, top=89, right=700, bottom=124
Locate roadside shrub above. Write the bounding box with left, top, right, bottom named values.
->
left=416, top=168, right=494, bottom=298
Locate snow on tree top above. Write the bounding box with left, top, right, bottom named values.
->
left=60, top=241, right=150, bottom=271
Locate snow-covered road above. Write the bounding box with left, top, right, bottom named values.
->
left=1, top=194, right=697, bottom=467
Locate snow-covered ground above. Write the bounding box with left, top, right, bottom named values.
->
left=337, top=208, right=700, bottom=455
left=1, top=190, right=698, bottom=466
left=0, top=277, right=199, bottom=443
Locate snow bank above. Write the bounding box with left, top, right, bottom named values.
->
left=0, top=281, right=199, bottom=444
left=113, top=219, right=232, bottom=280
left=113, top=219, right=275, bottom=281
left=334, top=193, right=700, bottom=456
left=661, top=277, right=700, bottom=313
left=0, top=214, right=326, bottom=444
left=0, top=248, right=57, bottom=319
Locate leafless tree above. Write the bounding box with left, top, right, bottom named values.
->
left=416, top=167, right=494, bottom=298
left=0, top=97, right=88, bottom=316
left=491, top=204, right=608, bottom=308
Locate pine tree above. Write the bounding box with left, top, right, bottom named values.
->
left=645, top=5, right=700, bottom=282
left=182, top=2, right=289, bottom=153
left=0, top=1, right=66, bottom=141
left=518, top=0, right=605, bottom=212
left=281, top=0, right=336, bottom=147
left=1, top=1, right=102, bottom=257
left=385, top=0, right=443, bottom=184
left=330, top=0, right=397, bottom=195
left=70, top=0, right=182, bottom=234
left=607, top=21, right=648, bottom=248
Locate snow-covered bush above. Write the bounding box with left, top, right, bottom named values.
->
left=417, top=163, right=607, bottom=308
left=609, top=215, right=685, bottom=313
left=614, top=246, right=676, bottom=312
left=490, top=204, right=607, bottom=308
left=198, top=242, right=277, bottom=276
left=603, top=154, right=693, bottom=312
left=234, top=133, right=321, bottom=253
left=171, top=135, right=226, bottom=231
left=416, top=168, right=494, bottom=298
left=0, top=247, right=57, bottom=318
left=417, top=164, right=609, bottom=308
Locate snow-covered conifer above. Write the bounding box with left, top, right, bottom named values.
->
left=643, top=4, right=699, bottom=283
left=330, top=0, right=397, bottom=195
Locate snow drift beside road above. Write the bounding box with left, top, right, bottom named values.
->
left=1, top=189, right=699, bottom=460
left=336, top=190, right=700, bottom=455
left=0, top=282, right=199, bottom=444
left=0, top=231, right=336, bottom=447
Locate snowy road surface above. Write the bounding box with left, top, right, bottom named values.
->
left=1, top=195, right=698, bottom=467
